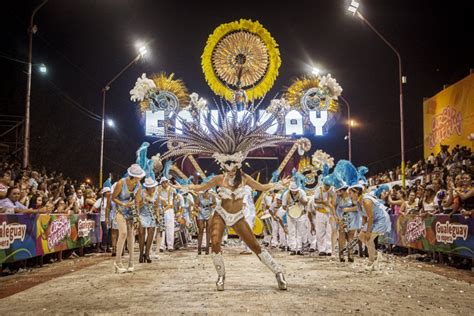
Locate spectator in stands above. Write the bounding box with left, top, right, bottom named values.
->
left=29, top=194, right=44, bottom=210
left=19, top=187, right=29, bottom=206
left=29, top=171, right=40, bottom=190
left=405, top=191, right=419, bottom=214
left=65, top=194, right=79, bottom=214
left=54, top=199, right=67, bottom=213
left=427, top=153, right=436, bottom=165
left=0, top=169, right=11, bottom=199
left=76, top=188, right=84, bottom=210
left=18, top=173, right=29, bottom=191
left=83, top=189, right=96, bottom=213
left=388, top=188, right=407, bottom=215
left=91, top=187, right=111, bottom=252
left=432, top=178, right=446, bottom=211
left=453, top=173, right=474, bottom=217
left=387, top=186, right=401, bottom=214
left=420, top=185, right=437, bottom=217
left=0, top=187, right=35, bottom=214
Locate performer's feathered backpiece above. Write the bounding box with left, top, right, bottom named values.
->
left=160, top=110, right=294, bottom=171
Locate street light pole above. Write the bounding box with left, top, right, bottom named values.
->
left=23, top=0, right=48, bottom=169
left=99, top=52, right=145, bottom=185
left=340, top=96, right=352, bottom=162
left=349, top=5, right=405, bottom=187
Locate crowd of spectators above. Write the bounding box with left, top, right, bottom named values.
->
left=0, top=161, right=101, bottom=215
left=368, top=144, right=474, bottom=217
left=0, top=160, right=109, bottom=274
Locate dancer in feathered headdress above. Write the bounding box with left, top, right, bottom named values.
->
left=328, top=160, right=362, bottom=263
left=347, top=165, right=391, bottom=271
left=157, top=109, right=292, bottom=291
left=132, top=141, right=163, bottom=263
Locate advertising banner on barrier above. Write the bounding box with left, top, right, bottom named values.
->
left=0, top=214, right=37, bottom=264
left=388, top=214, right=474, bottom=259
left=0, top=214, right=101, bottom=264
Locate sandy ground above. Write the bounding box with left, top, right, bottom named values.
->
left=0, top=245, right=473, bottom=315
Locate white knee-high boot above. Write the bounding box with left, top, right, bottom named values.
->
left=212, top=252, right=225, bottom=291
left=257, top=249, right=287, bottom=290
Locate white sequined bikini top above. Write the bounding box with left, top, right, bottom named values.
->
left=217, top=186, right=250, bottom=200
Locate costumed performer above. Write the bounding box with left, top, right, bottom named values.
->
left=111, top=164, right=145, bottom=273
left=348, top=184, right=391, bottom=270
left=138, top=177, right=160, bottom=263
left=282, top=182, right=308, bottom=255
left=159, top=110, right=291, bottom=291
left=197, top=189, right=215, bottom=255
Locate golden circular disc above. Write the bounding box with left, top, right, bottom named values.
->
left=212, top=31, right=269, bottom=89
left=201, top=19, right=281, bottom=101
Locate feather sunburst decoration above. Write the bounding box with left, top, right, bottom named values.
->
left=136, top=72, right=189, bottom=114
left=284, top=76, right=339, bottom=113
left=201, top=19, right=281, bottom=102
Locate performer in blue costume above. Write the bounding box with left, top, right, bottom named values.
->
left=348, top=184, right=391, bottom=270
left=197, top=190, right=215, bottom=255
left=111, top=164, right=145, bottom=273
left=333, top=177, right=360, bottom=262
left=138, top=177, right=160, bottom=263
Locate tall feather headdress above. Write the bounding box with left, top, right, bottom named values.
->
left=159, top=110, right=294, bottom=170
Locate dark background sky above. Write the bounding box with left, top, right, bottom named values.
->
left=1, top=0, right=473, bottom=183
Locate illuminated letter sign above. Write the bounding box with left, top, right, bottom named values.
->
left=309, top=110, right=328, bottom=136
left=145, top=110, right=165, bottom=136
left=285, top=110, right=303, bottom=135
left=145, top=109, right=333, bottom=137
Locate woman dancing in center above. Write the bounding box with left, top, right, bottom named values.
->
left=182, top=162, right=288, bottom=290
left=159, top=110, right=292, bottom=291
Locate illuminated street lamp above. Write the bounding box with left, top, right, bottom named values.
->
left=39, top=64, right=47, bottom=74
left=348, top=1, right=406, bottom=187
left=99, top=44, right=148, bottom=185
left=107, top=119, right=115, bottom=128
left=311, top=67, right=321, bottom=76
left=138, top=45, right=148, bottom=57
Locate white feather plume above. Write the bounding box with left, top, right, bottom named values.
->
left=130, top=73, right=156, bottom=102
left=311, top=149, right=334, bottom=171
left=319, top=74, right=343, bottom=100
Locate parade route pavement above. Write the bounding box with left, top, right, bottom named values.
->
left=0, top=246, right=472, bottom=315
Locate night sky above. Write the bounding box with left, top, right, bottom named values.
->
left=2, top=0, right=473, bottom=183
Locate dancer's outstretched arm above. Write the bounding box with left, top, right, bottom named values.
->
left=183, top=175, right=222, bottom=192
left=243, top=174, right=289, bottom=192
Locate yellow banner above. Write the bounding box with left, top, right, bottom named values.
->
left=423, top=73, right=474, bottom=157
